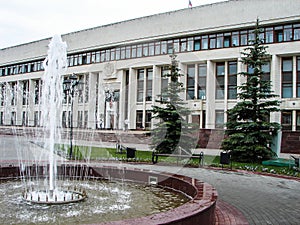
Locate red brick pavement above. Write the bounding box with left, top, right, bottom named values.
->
left=215, top=200, right=249, bottom=225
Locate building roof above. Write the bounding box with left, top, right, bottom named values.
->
left=1, top=0, right=299, bottom=65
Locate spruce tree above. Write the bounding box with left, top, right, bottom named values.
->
left=151, top=53, right=196, bottom=154
left=221, top=19, right=281, bottom=162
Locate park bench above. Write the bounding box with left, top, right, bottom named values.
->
left=152, top=150, right=204, bottom=166
left=116, top=143, right=136, bottom=160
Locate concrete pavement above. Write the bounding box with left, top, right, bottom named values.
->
left=1, top=135, right=300, bottom=225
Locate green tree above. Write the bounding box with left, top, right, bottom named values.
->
left=151, top=53, right=196, bottom=154
left=221, top=19, right=281, bottom=162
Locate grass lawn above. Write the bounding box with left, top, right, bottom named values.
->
left=67, top=145, right=299, bottom=178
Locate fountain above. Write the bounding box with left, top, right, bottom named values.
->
left=20, top=34, right=87, bottom=204
left=0, top=34, right=217, bottom=224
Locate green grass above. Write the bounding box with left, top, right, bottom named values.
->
left=65, top=145, right=299, bottom=178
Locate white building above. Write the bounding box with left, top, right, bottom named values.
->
left=1, top=0, right=300, bottom=153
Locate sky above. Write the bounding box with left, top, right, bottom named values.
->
left=0, top=0, right=226, bottom=49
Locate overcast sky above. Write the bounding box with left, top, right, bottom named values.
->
left=0, top=0, right=226, bottom=49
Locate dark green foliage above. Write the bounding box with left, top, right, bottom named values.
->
left=221, top=19, right=281, bottom=162
left=151, top=54, right=197, bottom=154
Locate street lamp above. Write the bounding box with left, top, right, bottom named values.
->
left=63, top=73, right=83, bottom=159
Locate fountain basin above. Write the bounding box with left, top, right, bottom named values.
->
left=0, top=164, right=217, bottom=225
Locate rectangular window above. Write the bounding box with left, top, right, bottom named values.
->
left=136, top=110, right=143, bottom=129
left=201, top=35, right=208, bottom=50
left=125, top=46, right=131, bottom=59
left=216, top=34, right=223, bottom=48
left=215, top=110, right=224, bottom=129
left=84, top=75, right=89, bottom=103
left=0, top=112, right=3, bottom=125
left=275, top=26, right=283, bottom=42
left=187, top=65, right=195, bottom=100
left=209, top=34, right=216, bottom=49
left=216, top=62, right=225, bottom=99
left=228, top=61, right=237, bottom=99
left=146, top=68, right=153, bottom=101
left=22, top=80, right=29, bottom=105
left=161, top=41, right=167, bottom=54
left=297, top=111, right=300, bottom=131
left=231, top=32, right=239, bottom=47
left=180, top=38, right=187, bottom=52
left=145, top=111, right=152, bottom=129
left=194, top=36, right=201, bottom=51
left=0, top=83, right=4, bottom=106
left=137, top=69, right=144, bottom=102
left=155, top=42, right=161, bottom=55
left=240, top=31, right=248, bottom=46
left=297, top=57, right=300, bottom=97
left=281, top=111, right=292, bottom=130
left=167, top=40, right=174, bottom=54
left=149, top=43, right=155, bottom=56
left=187, top=37, right=193, bottom=51
left=161, top=67, right=169, bottom=101
left=282, top=57, right=293, bottom=98
left=173, top=39, right=180, bottom=53
left=198, top=63, right=207, bottom=99
left=143, top=43, right=149, bottom=57
left=224, top=33, right=231, bottom=47
left=265, top=27, right=274, bottom=43
left=294, top=24, right=300, bottom=40
left=131, top=45, right=137, bottom=58
left=283, top=25, right=293, bottom=42
left=262, top=62, right=271, bottom=81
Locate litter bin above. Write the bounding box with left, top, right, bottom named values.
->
left=126, top=147, right=136, bottom=159
left=220, top=151, right=230, bottom=165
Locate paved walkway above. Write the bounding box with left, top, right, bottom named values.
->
left=97, top=162, right=300, bottom=225
left=1, top=136, right=300, bottom=225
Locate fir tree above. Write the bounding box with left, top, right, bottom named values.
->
left=221, top=19, right=281, bottom=162
left=151, top=53, right=196, bottom=154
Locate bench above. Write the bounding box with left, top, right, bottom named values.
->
left=116, top=143, right=136, bottom=160
left=152, top=151, right=204, bottom=166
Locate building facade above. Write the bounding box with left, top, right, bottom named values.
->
left=1, top=0, right=300, bottom=153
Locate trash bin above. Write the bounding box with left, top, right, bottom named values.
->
left=126, top=147, right=136, bottom=159
left=220, top=151, right=230, bottom=165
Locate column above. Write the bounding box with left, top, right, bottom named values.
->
left=206, top=60, right=215, bottom=129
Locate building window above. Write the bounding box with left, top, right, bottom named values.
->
left=0, top=83, right=4, bottom=106
left=187, top=65, right=195, bottom=100
left=297, top=111, right=300, bottom=131
left=262, top=61, right=271, bottom=81
left=34, top=111, right=40, bottom=127
left=22, top=80, right=29, bottom=105
left=10, top=82, right=17, bottom=106
left=281, top=111, right=292, bottom=130
left=275, top=26, right=283, bottom=43
left=145, top=111, right=152, bottom=129
left=215, top=110, right=224, bottom=128
left=161, top=67, right=169, bottom=101
left=11, top=112, right=16, bottom=125
left=282, top=57, right=293, bottom=98
left=294, top=24, right=300, bottom=40
left=146, top=68, right=153, bottom=101
left=137, top=69, right=144, bottom=102
left=198, top=63, right=207, bottom=99
left=216, top=62, right=225, bottom=99
left=202, top=35, right=208, bottom=50
left=136, top=110, right=143, bottom=129
left=0, top=112, right=3, bottom=125
left=228, top=61, right=237, bottom=99
left=209, top=34, right=216, bottom=49
left=297, top=57, right=300, bottom=97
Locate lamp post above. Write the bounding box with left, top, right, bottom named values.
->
left=63, top=73, right=83, bottom=159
